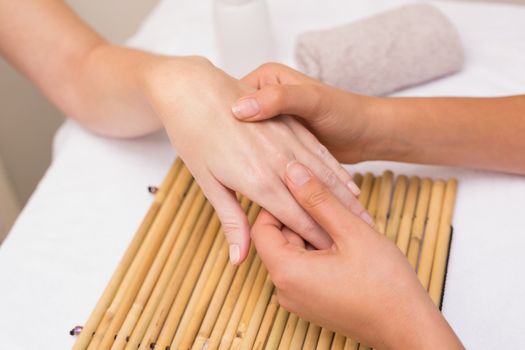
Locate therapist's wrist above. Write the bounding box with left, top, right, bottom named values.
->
left=354, top=96, right=417, bottom=163
left=377, top=290, right=463, bottom=350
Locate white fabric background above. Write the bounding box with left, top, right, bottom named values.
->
left=1, top=0, right=525, bottom=348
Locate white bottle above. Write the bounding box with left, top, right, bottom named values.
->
left=214, top=0, right=274, bottom=78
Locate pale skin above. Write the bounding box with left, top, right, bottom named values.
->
left=0, top=1, right=369, bottom=264
left=233, top=63, right=525, bottom=348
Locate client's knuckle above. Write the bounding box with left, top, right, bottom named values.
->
left=317, top=144, right=329, bottom=158
left=321, top=168, right=338, bottom=188
left=221, top=221, right=243, bottom=241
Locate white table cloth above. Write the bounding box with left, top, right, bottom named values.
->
left=1, top=0, right=525, bottom=348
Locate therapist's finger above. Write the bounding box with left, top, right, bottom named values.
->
left=282, top=227, right=306, bottom=249
left=284, top=160, right=371, bottom=246
left=251, top=210, right=302, bottom=273
left=231, top=84, right=322, bottom=122
left=254, top=172, right=334, bottom=249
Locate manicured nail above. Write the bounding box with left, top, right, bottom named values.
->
left=231, top=98, right=260, bottom=119
left=229, top=244, right=241, bottom=264
left=286, top=161, right=312, bottom=186
left=361, top=211, right=375, bottom=226
left=347, top=181, right=361, bottom=196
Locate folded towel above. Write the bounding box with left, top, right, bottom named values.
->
left=295, top=4, right=464, bottom=96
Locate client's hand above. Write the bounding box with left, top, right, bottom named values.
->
left=142, top=57, right=370, bottom=264
left=233, top=63, right=380, bottom=164
left=251, top=161, right=464, bottom=349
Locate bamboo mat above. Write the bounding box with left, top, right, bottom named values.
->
left=72, top=159, right=458, bottom=350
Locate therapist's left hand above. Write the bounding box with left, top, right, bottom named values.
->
left=251, top=161, right=464, bottom=350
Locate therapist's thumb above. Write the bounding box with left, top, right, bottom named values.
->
left=231, top=84, right=322, bottom=122
left=284, top=160, right=368, bottom=245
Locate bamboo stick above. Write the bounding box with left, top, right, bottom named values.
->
left=385, top=176, right=408, bottom=241
left=170, top=197, right=251, bottom=350
left=214, top=257, right=263, bottom=350
left=331, top=333, right=346, bottom=350
left=150, top=214, right=221, bottom=349
left=367, top=176, right=382, bottom=219
left=167, top=233, right=223, bottom=349
left=125, top=210, right=222, bottom=350
left=73, top=160, right=182, bottom=350
left=88, top=167, right=194, bottom=350
left=375, top=171, right=393, bottom=234
left=166, top=206, right=248, bottom=349
left=195, top=244, right=256, bottom=344
left=191, top=205, right=262, bottom=350
left=135, top=199, right=214, bottom=350
left=252, top=292, right=280, bottom=349
left=417, top=180, right=446, bottom=289
left=263, top=307, right=289, bottom=350
left=406, top=178, right=432, bottom=269
left=357, top=173, right=374, bottom=207
left=429, top=179, right=457, bottom=306
left=303, top=323, right=321, bottom=350
left=232, top=263, right=269, bottom=343
left=357, top=345, right=370, bottom=350
left=315, top=328, right=333, bottom=350
left=343, top=338, right=359, bottom=350
left=277, top=313, right=299, bottom=350
left=239, top=275, right=274, bottom=350
left=289, top=318, right=309, bottom=350
left=178, top=204, right=255, bottom=350
left=113, top=184, right=205, bottom=349
left=396, top=177, right=420, bottom=255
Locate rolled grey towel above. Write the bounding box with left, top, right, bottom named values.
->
left=295, top=4, right=464, bottom=95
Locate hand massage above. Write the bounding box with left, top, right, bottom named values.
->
left=0, top=0, right=524, bottom=349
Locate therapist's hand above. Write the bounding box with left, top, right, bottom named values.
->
left=251, top=160, right=464, bottom=349
left=233, top=63, right=380, bottom=164
left=142, top=57, right=370, bottom=264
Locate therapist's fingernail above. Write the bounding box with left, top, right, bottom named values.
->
left=229, top=244, right=241, bottom=264
left=232, top=98, right=260, bottom=119
left=347, top=181, right=361, bottom=196
left=361, top=211, right=374, bottom=226
left=287, top=161, right=311, bottom=186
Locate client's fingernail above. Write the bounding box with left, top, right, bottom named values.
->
left=361, top=211, right=375, bottom=226
left=286, top=161, right=311, bottom=186
left=232, top=98, right=260, bottom=119
left=347, top=181, right=361, bottom=196
left=229, top=244, right=241, bottom=264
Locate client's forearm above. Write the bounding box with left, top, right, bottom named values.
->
left=0, top=0, right=163, bottom=138
left=362, top=95, right=525, bottom=174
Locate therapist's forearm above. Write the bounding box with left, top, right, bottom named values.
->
left=361, top=95, right=525, bottom=174
left=0, top=0, right=170, bottom=137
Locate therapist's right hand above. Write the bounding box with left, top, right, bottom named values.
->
left=233, top=63, right=380, bottom=164
left=251, top=160, right=464, bottom=350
